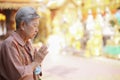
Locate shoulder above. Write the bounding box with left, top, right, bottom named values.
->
left=1, top=35, right=15, bottom=48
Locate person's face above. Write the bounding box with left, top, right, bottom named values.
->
left=23, top=18, right=39, bottom=39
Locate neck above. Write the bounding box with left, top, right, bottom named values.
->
left=16, top=30, right=28, bottom=43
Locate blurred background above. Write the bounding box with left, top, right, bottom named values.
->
left=0, top=0, right=120, bottom=80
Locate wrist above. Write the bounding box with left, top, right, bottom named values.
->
left=34, top=66, right=42, bottom=75
left=31, top=62, right=39, bottom=70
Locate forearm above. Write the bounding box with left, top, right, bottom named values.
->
left=18, top=62, right=40, bottom=80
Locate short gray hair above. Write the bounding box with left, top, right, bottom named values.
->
left=15, top=6, right=39, bottom=29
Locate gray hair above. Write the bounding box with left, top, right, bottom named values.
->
left=15, top=6, right=39, bottom=29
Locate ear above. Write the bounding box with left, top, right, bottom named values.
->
left=20, top=21, right=25, bottom=31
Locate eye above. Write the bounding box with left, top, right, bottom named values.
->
left=33, top=24, right=37, bottom=28
left=34, top=23, right=39, bottom=28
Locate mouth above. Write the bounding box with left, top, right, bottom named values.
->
left=34, top=33, right=38, bottom=38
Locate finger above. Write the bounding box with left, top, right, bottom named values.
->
left=39, top=45, right=47, bottom=52
left=37, top=51, right=48, bottom=59
left=42, top=50, right=48, bottom=55
left=42, top=46, right=48, bottom=52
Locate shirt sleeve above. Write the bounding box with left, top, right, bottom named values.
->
left=1, top=41, right=34, bottom=80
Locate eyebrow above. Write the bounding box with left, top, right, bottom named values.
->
left=32, top=22, right=39, bottom=26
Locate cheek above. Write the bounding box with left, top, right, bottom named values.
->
left=27, top=27, right=34, bottom=32
left=24, top=28, right=33, bottom=36
left=27, top=30, right=34, bottom=36
left=28, top=28, right=37, bottom=36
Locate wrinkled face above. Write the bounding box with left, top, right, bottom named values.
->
left=23, top=18, right=39, bottom=39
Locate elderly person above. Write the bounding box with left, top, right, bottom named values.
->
left=0, top=7, right=48, bottom=80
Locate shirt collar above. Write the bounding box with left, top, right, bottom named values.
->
left=11, top=32, right=26, bottom=46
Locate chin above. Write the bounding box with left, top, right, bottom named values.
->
left=31, top=35, right=36, bottom=39
left=30, top=36, right=34, bottom=39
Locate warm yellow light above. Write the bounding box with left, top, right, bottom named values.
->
left=0, top=13, right=6, bottom=21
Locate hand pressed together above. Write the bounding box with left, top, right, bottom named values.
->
left=34, top=45, right=48, bottom=64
